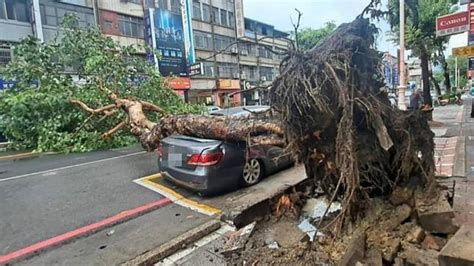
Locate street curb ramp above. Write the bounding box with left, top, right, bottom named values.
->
left=122, top=220, right=221, bottom=266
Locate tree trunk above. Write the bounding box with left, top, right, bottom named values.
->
left=430, top=71, right=441, bottom=98
left=440, top=51, right=451, bottom=94
left=420, top=48, right=432, bottom=107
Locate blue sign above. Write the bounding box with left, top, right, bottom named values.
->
left=154, top=9, right=187, bottom=77
left=0, top=79, right=15, bottom=91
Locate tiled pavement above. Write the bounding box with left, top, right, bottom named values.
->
left=434, top=137, right=459, bottom=177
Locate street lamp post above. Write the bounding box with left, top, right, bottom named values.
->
left=398, top=0, right=407, bottom=110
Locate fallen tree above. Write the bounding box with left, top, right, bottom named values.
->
left=68, top=4, right=436, bottom=235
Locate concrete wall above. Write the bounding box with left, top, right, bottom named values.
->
left=0, top=20, right=33, bottom=42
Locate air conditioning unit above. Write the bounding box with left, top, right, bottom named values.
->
left=232, top=72, right=240, bottom=79
left=240, top=72, right=247, bottom=80
left=261, top=76, right=267, bottom=81
left=230, top=47, right=238, bottom=54
left=240, top=49, right=249, bottom=56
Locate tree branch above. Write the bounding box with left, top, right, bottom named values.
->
left=70, top=99, right=116, bottom=114
left=291, top=8, right=303, bottom=50
left=141, top=101, right=167, bottom=115
left=101, top=119, right=127, bottom=139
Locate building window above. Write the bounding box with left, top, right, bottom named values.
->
left=170, top=0, right=180, bottom=14
left=129, top=0, right=141, bottom=4
left=0, top=0, right=30, bottom=22
left=0, top=43, right=12, bottom=67
left=214, top=35, right=234, bottom=51
left=192, top=0, right=201, bottom=20
left=103, top=20, right=113, bottom=30
left=211, top=7, right=219, bottom=24
left=202, top=4, right=210, bottom=22
left=217, top=63, right=238, bottom=78
left=118, top=14, right=144, bottom=38
left=41, top=4, right=94, bottom=27
left=158, top=0, right=168, bottom=9
left=241, top=65, right=257, bottom=81
left=201, top=61, right=214, bottom=77
left=194, top=31, right=213, bottom=50
left=258, top=46, right=273, bottom=59
left=260, top=66, right=274, bottom=81
left=228, top=11, right=234, bottom=27
left=220, top=9, right=227, bottom=26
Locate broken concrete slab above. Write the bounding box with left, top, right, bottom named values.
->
left=417, top=193, right=459, bottom=234
left=400, top=243, right=439, bottom=266
left=406, top=226, right=425, bottom=244
left=381, top=237, right=401, bottom=262
left=439, top=224, right=474, bottom=266
left=422, top=234, right=447, bottom=251
left=383, top=204, right=411, bottom=230
left=338, top=231, right=366, bottom=266
left=264, top=219, right=307, bottom=248
left=221, top=221, right=256, bottom=257
left=363, top=248, right=382, bottom=266
left=216, top=165, right=307, bottom=227
left=390, top=187, right=414, bottom=206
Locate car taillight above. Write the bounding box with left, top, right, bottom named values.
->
left=157, top=145, right=164, bottom=157
left=187, top=151, right=223, bottom=166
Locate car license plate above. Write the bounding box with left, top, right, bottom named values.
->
left=168, top=153, right=183, bottom=166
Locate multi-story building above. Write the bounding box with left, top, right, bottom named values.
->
left=0, top=0, right=291, bottom=107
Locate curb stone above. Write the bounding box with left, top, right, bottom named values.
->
left=122, top=220, right=221, bottom=266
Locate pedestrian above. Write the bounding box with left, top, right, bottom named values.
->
left=410, top=89, right=422, bottom=110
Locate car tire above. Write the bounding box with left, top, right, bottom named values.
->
left=241, top=158, right=263, bottom=186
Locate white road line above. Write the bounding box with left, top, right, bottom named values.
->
left=0, top=151, right=147, bottom=183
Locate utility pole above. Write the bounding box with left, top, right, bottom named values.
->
left=398, top=0, right=407, bottom=110
left=455, top=56, right=458, bottom=89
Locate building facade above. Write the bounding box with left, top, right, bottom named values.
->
left=0, top=0, right=290, bottom=107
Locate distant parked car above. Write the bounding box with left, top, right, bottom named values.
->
left=207, top=106, right=222, bottom=113
left=157, top=106, right=292, bottom=195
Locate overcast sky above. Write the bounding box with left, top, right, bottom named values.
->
left=243, top=0, right=466, bottom=57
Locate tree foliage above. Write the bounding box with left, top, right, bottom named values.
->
left=0, top=15, right=201, bottom=153
left=387, top=0, right=458, bottom=106
left=447, top=55, right=468, bottom=90
left=296, top=22, right=337, bottom=50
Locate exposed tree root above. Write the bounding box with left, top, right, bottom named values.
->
left=270, top=17, right=436, bottom=228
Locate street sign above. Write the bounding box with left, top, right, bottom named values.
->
left=436, top=11, right=469, bottom=37
left=188, top=62, right=202, bottom=76
left=453, top=45, right=474, bottom=57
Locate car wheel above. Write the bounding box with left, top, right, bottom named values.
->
left=242, top=158, right=263, bottom=186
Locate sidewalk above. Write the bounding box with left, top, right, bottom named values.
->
left=432, top=97, right=474, bottom=227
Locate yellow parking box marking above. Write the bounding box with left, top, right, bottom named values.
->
left=133, top=174, right=222, bottom=217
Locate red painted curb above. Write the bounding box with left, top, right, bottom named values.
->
left=0, top=198, right=172, bottom=265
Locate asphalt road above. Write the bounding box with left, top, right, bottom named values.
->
left=0, top=145, right=191, bottom=258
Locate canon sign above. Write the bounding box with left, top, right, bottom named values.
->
left=436, top=12, right=469, bottom=37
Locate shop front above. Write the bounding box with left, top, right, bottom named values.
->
left=216, top=79, right=241, bottom=107
left=166, top=77, right=191, bottom=102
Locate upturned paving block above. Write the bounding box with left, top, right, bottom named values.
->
left=417, top=194, right=459, bottom=234
left=221, top=221, right=256, bottom=257
left=439, top=225, right=474, bottom=266
left=338, top=230, right=366, bottom=266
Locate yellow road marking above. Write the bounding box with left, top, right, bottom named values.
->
left=134, top=174, right=222, bottom=216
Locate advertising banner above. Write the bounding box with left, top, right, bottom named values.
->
left=154, top=9, right=187, bottom=77
left=436, top=11, right=469, bottom=37
left=181, top=0, right=195, bottom=65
